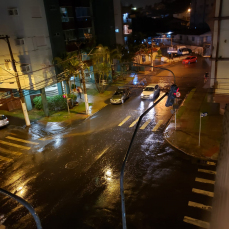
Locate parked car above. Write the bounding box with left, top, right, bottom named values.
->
left=110, top=87, right=130, bottom=104
left=141, top=84, right=160, bottom=100
left=0, top=115, right=9, bottom=128
left=182, top=56, right=197, bottom=64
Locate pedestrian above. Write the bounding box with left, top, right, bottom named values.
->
left=77, top=86, right=82, bottom=99
left=204, top=72, right=209, bottom=83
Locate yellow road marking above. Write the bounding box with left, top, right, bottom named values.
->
left=0, top=140, right=30, bottom=150
left=188, top=201, right=212, bottom=211
left=118, top=116, right=131, bottom=126
left=192, top=188, right=214, bottom=197
left=140, top=119, right=151, bottom=130
left=0, top=147, right=22, bottom=156
left=152, top=120, right=163, bottom=131
left=198, top=169, right=217, bottom=175
left=0, top=155, right=13, bottom=162
left=183, top=216, right=210, bottom=228
left=195, top=177, right=215, bottom=185
left=6, top=136, right=39, bottom=145
left=129, top=118, right=139, bottom=128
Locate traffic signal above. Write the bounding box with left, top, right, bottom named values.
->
left=165, top=84, right=178, bottom=107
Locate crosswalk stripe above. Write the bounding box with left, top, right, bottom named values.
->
left=140, top=119, right=151, bottom=130
left=183, top=216, right=210, bottom=228
left=129, top=118, right=139, bottom=127
left=152, top=120, right=163, bottom=131
left=0, top=147, right=22, bottom=156
left=118, top=116, right=131, bottom=126
left=0, top=155, right=13, bottom=162
left=6, top=136, right=39, bottom=145
left=192, top=188, right=214, bottom=197
left=207, top=161, right=216, bottom=166
left=198, top=169, right=217, bottom=175
left=0, top=140, right=30, bottom=150
left=188, top=201, right=212, bottom=211
left=195, top=177, right=215, bottom=185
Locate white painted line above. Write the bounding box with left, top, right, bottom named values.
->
left=129, top=118, right=139, bottom=127
left=192, top=188, right=214, bottom=197
left=183, top=216, right=210, bottom=229
left=152, top=120, right=163, bottom=131
left=0, top=140, right=30, bottom=150
left=118, top=116, right=131, bottom=126
left=6, top=136, right=39, bottom=145
left=140, top=119, right=151, bottom=130
left=207, top=161, right=216, bottom=166
left=0, top=147, right=22, bottom=156
left=195, top=177, right=215, bottom=185
left=188, top=201, right=212, bottom=211
left=0, top=155, right=13, bottom=162
left=198, top=169, right=217, bottom=175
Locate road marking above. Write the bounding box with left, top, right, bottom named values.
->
left=188, top=201, right=212, bottom=211
left=0, top=140, right=31, bottom=150
left=0, top=147, right=22, bottom=156
left=129, top=118, right=139, bottom=127
left=118, top=116, right=131, bottom=126
left=140, top=119, right=151, bottom=130
left=207, top=161, right=216, bottom=166
left=195, top=177, right=215, bottom=185
left=6, top=136, right=39, bottom=145
left=183, top=216, right=210, bottom=228
left=192, top=188, right=214, bottom=197
left=0, top=155, right=13, bottom=162
left=152, top=120, right=163, bottom=131
left=198, top=169, right=217, bottom=175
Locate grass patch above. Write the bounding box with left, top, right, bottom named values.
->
left=87, top=88, right=99, bottom=96
left=176, top=88, right=196, bottom=119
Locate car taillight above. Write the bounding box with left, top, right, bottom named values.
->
left=6, top=118, right=8, bottom=121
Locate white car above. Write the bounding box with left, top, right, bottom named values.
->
left=141, top=84, right=160, bottom=100
left=0, top=115, right=9, bottom=128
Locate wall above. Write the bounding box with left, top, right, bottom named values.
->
left=0, top=0, right=57, bottom=91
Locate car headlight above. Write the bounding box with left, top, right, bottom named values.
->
left=141, top=93, right=143, bottom=96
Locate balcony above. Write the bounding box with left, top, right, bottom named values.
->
left=76, top=20, right=92, bottom=28
left=62, top=20, right=75, bottom=30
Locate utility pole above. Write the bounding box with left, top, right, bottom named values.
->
left=0, top=35, right=30, bottom=126
left=79, top=61, right=89, bottom=115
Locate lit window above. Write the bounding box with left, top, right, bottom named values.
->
left=17, top=38, right=25, bottom=45
left=115, top=29, right=119, bottom=33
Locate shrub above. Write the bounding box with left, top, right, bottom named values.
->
left=33, top=96, right=42, bottom=110
left=68, top=93, right=77, bottom=101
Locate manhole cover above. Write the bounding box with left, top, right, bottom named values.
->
left=65, top=161, right=78, bottom=169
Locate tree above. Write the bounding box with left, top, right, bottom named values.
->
left=91, top=45, right=112, bottom=93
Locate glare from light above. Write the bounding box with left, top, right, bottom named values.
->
left=132, top=7, right=137, bottom=10
left=106, top=170, right=112, bottom=177
left=188, top=8, right=191, bottom=12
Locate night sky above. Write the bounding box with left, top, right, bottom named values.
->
left=121, top=0, right=161, bottom=7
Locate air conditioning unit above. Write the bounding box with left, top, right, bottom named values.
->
left=17, top=38, right=25, bottom=45
left=20, top=64, right=31, bottom=73
left=8, top=8, right=19, bottom=15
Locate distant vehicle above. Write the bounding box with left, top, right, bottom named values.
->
left=182, top=56, right=197, bottom=64
left=177, top=48, right=190, bottom=55
left=0, top=115, right=9, bottom=128
left=141, top=84, right=160, bottom=100
left=110, top=87, right=130, bottom=104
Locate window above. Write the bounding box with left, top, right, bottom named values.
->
left=75, top=7, right=90, bottom=18
left=53, top=33, right=60, bottom=37
left=115, top=29, right=119, bottom=33
left=21, top=64, right=31, bottom=73
left=8, top=8, right=18, bottom=15
left=4, top=60, right=12, bottom=71
left=35, top=36, right=46, bottom=46
left=16, top=38, right=24, bottom=45
left=63, top=30, right=76, bottom=41
left=192, top=37, right=195, bottom=41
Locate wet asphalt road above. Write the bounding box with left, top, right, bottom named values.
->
left=0, top=58, right=215, bottom=229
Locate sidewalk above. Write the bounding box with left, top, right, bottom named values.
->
left=164, top=82, right=223, bottom=160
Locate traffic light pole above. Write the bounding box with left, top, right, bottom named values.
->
left=2, top=35, right=30, bottom=126
left=120, top=93, right=168, bottom=229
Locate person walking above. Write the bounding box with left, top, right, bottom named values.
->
left=77, top=86, right=82, bottom=99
